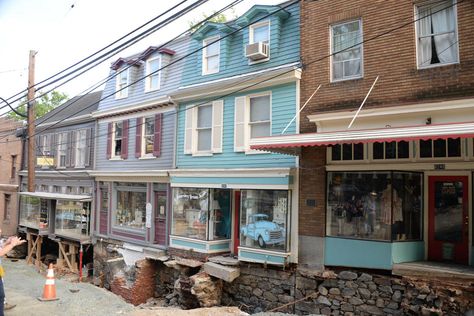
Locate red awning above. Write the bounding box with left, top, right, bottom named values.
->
left=250, top=121, right=474, bottom=155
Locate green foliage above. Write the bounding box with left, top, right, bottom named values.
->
left=7, top=90, right=68, bottom=121
left=188, top=8, right=237, bottom=31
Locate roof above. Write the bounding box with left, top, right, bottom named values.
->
left=36, top=90, right=103, bottom=127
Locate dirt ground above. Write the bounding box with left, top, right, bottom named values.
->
left=2, top=258, right=249, bottom=316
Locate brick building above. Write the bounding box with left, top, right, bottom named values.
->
left=251, top=0, right=474, bottom=270
left=0, top=117, right=23, bottom=236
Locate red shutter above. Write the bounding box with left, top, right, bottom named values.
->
left=121, top=119, right=129, bottom=159
left=135, top=117, right=143, bottom=158
left=153, top=113, right=162, bottom=157
left=106, top=123, right=112, bottom=159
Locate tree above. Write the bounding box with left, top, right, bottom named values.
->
left=7, top=90, right=68, bottom=121
left=188, top=8, right=237, bottom=31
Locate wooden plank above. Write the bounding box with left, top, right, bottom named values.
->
left=58, top=242, right=74, bottom=271
left=35, top=236, right=42, bottom=269
left=27, top=233, right=39, bottom=265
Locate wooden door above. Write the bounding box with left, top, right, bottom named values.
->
left=428, top=176, right=469, bottom=264
left=233, top=191, right=241, bottom=255
left=154, top=191, right=167, bottom=245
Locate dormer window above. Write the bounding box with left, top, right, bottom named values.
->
left=115, top=69, right=129, bottom=99
left=250, top=21, right=270, bottom=44
left=202, top=36, right=220, bottom=75
left=246, top=21, right=270, bottom=62
left=145, top=56, right=161, bottom=91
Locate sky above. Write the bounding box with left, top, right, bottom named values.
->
left=0, top=0, right=281, bottom=114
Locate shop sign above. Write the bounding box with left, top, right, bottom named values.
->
left=37, top=156, right=55, bottom=166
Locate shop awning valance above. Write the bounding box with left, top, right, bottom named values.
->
left=19, top=191, right=92, bottom=202
left=250, top=121, right=474, bottom=155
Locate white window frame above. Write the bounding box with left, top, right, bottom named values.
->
left=145, top=56, right=161, bottom=92
left=142, top=116, right=155, bottom=157
left=41, top=134, right=51, bottom=156
left=75, top=129, right=87, bottom=168
left=112, top=122, right=123, bottom=159
left=245, top=92, right=272, bottom=153
left=57, top=132, right=68, bottom=168
left=202, top=36, right=220, bottom=75
left=249, top=20, right=270, bottom=44
left=194, top=103, right=213, bottom=154
left=115, top=68, right=129, bottom=99
left=330, top=19, right=364, bottom=82
left=414, top=0, right=459, bottom=69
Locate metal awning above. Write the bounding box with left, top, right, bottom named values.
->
left=19, top=191, right=92, bottom=202
left=250, top=121, right=474, bottom=155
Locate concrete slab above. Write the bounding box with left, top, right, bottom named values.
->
left=175, top=257, right=203, bottom=268
left=208, top=256, right=239, bottom=266
left=203, top=262, right=240, bottom=283
left=143, top=247, right=166, bottom=260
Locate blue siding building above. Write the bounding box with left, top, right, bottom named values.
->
left=169, top=2, right=301, bottom=265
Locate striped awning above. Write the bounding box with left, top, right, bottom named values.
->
left=250, top=121, right=474, bottom=155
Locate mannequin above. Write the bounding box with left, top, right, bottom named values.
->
left=392, top=190, right=405, bottom=240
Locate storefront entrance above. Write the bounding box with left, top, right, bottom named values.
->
left=428, top=176, right=469, bottom=265
left=154, top=191, right=167, bottom=245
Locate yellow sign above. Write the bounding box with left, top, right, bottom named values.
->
left=37, top=157, right=55, bottom=166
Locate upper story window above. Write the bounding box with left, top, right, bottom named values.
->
left=250, top=21, right=270, bottom=44
left=40, top=134, right=51, bottom=156
left=202, top=36, right=220, bottom=75
left=416, top=0, right=458, bottom=68
left=143, top=116, right=155, bottom=155
left=197, top=104, right=213, bottom=152
left=373, top=141, right=410, bottom=160
left=10, top=155, right=17, bottom=178
left=57, top=132, right=68, bottom=168
left=145, top=56, right=161, bottom=91
left=113, top=122, right=123, bottom=157
left=249, top=95, right=271, bottom=139
left=115, top=69, right=129, bottom=99
left=330, top=143, right=364, bottom=161
left=419, top=138, right=461, bottom=158
left=331, top=19, right=363, bottom=82
left=75, top=129, right=87, bottom=168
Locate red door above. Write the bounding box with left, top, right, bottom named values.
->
left=154, top=192, right=167, bottom=245
left=233, top=191, right=241, bottom=255
left=428, top=176, right=469, bottom=265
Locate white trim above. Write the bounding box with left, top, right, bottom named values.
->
left=248, top=20, right=271, bottom=64
left=202, top=36, right=220, bottom=75
left=170, top=182, right=290, bottom=190
left=169, top=235, right=231, bottom=253
left=115, top=68, right=129, bottom=99
left=92, top=97, right=174, bottom=119
left=19, top=191, right=92, bottom=201
left=144, top=55, right=162, bottom=92
left=169, top=167, right=292, bottom=177
left=246, top=91, right=272, bottom=154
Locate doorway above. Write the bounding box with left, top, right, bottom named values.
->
left=154, top=191, right=167, bottom=245
left=428, top=176, right=469, bottom=265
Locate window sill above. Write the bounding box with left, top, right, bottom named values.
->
left=248, top=56, right=270, bottom=65
left=416, top=61, right=460, bottom=71
left=330, top=75, right=364, bottom=84
left=138, top=155, right=157, bottom=160
left=109, top=157, right=123, bottom=161
left=74, top=166, right=86, bottom=169
left=115, top=95, right=128, bottom=100
left=144, top=87, right=161, bottom=93
left=202, top=70, right=219, bottom=76
left=192, top=152, right=214, bottom=157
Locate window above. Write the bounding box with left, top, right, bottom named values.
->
left=143, top=116, right=155, bottom=155
left=331, top=20, right=363, bottom=81
left=57, top=132, right=68, bottom=168
left=145, top=56, right=161, bottom=91
left=55, top=201, right=90, bottom=238
left=66, top=186, right=73, bottom=194
left=240, top=190, right=290, bottom=251
left=53, top=185, right=61, bottom=193
left=416, top=0, right=458, bottom=68
left=75, top=129, right=87, bottom=168
left=115, top=69, right=129, bottom=98
left=40, top=134, right=51, bottom=156
left=419, top=138, right=461, bottom=158
left=19, top=196, right=41, bottom=229
left=250, top=21, right=270, bottom=44
left=197, top=104, right=212, bottom=152
left=40, top=185, right=48, bottom=192
left=326, top=171, right=422, bottom=241
left=4, top=194, right=11, bottom=220
left=113, top=122, right=123, bottom=157
left=171, top=188, right=231, bottom=241
left=115, top=183, right=146, bottom=230
left=249, top=95, right=271, bottom=139
left=10, top=155, right=17, bottom=178
left=202, top=36, right=220, bottom=75
left=373, top=141, right=410, bottom=160
left=331, top=143, right=364, bottom=161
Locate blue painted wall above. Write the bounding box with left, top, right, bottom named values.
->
left=392, top=241, right=425, bottom=264
left=176, top=83, right=297, bottom=169
left=180, top=2, right=300, bottom=87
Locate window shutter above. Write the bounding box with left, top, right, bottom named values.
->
left=153, top=113, right=163, bottom=157
left=106, top=123, right=112, bottom=159
left=135, top=117, right=143, bottom=158
left=184, top=105, right=193, bottom=154
left=85, top=128, right=92, bottom=167
left=121, top=119, right=129, bottom=159
left=70, top=131, right=76, bottom=167
left=212, top=100, right=223, bottom=153
left=234, top=96, right=246, bottom=152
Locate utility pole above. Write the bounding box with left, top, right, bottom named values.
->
left=27, top=50, right=36, bottom=192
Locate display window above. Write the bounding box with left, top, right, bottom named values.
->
left=327, top=171, right=422, bottom=241
left=240, top=190, right=290, bottom=251
left=55, top=200, right=91, bottom=239
left=114, top=183, right=147, bottom=230
left=19, top=196, right=42, bottom=229
left=171, top=188, right=231, bottom=241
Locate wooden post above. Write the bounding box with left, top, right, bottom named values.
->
left=27, top=50, right=37, bottom=192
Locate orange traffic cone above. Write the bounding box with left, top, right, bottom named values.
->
left=38, top=263, right=59, bottom=301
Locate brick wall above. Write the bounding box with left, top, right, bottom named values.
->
left=299, top=0, right=474, bottom=134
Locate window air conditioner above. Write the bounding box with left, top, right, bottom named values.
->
left=245, top=42, right=269, bottom=61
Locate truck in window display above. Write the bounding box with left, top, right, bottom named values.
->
left=240, top=213, right=285, bottom=248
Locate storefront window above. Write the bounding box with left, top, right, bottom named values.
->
left=327, top=171, right=422, bottom=241
left=171, top=188, right=231, bottom=241
left=331, top=143, right=364, bottom=161
left=19, top=196, right=41, bottom=229
left=55, top=201, right=90, bottom=239
left=240, top=190, right=290, bottom=251
left=115, top=183, right=146, bottom=230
